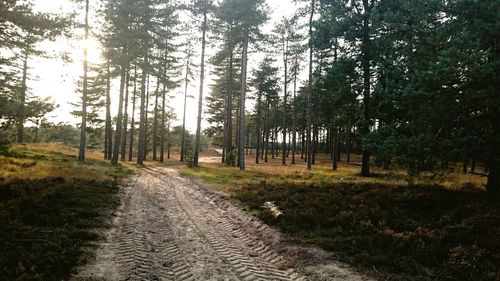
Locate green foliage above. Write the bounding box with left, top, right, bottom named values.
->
left=0, top=1, right=69, bottom=146
left=185, top=152, right=194, bottom=168
left=311, top=0, right=500, bottom=189
left=216, top=0, right=268, bottom=44
left=185, top=143, right=195, bottom=168
left=224, top=148, right=236, bottom=167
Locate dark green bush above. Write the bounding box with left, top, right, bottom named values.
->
left=234, top=183, right=499, bottom=281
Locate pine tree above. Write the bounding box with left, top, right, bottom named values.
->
left=274, top=16, right=303, bottom=166
left=180, top=38, right=196, bottom=162
left=0, top=1, right=68, bottom=145
left=250, top=58, right=279, bottom=164
left=78, top=0, right=90, bottom=161
left=192, top=0, right=213, bottom=167
left=306, top=0, right=316, bottom=170
left=219, top=0, right=268, bottom=171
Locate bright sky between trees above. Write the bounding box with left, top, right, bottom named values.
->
left=30, top=0, right=300, bottom=133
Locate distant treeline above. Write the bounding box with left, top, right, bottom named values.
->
left=0, top=0, right=498, bottom=192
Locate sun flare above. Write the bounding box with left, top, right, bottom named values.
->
left=79, top=37, right=103, bottom=64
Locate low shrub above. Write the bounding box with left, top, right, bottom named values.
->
left=0, top=178, right=120, bottom=281
left=234, top=182, right=499, bottom=280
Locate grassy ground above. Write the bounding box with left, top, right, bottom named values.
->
left=180, top=154, right=487, bottom=193
left=0, top=143, right=133, bottom=281
left=180, top=154, right=498, bottom=281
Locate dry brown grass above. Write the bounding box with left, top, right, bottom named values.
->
left=0, top=143, right=133, bottom=182
left=178, top=151, right=495, bottom=281
left=179, top=152, right=487, bottom=193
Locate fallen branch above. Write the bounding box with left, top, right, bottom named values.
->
left=262, top=201, right=284, bottom=218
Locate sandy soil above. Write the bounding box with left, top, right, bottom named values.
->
left=71, top=167, right=376, bottom=281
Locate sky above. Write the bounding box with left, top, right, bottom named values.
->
left=30, top=0, right=302, bottom=133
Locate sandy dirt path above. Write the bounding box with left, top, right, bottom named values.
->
left=71, top=167, right=376, bottom=281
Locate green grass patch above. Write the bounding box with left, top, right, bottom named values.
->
left=234, top=182, right=499, bottom=281
left=0, top=143, right=130, bottom=280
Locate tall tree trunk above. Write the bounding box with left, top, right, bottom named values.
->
left=194, top=10, right=207, bottom=167
left=120, top=67, right=130, bottom=161
left=265, top=99, right=270, bottom=163
left=221, top=55, right=227, bottom=163
left=274, top=127, right=278, bottom=158
left=282, top=38, right=289, bottom=166
left=333, top=129, right=338, bottom=170
left=160, top=42, right=168, bottom=163
left=34, top=122, right=38, bottom=143
left=236, top=95, right=240, bottom=167
left=470, top=157, right=476, bottom=173
left=255, top=91, right=262, bottom=164
left=105, top=62, right=112, bottom=160
left=104, top=113, right=108, bottom=158
left=271, top=126, right=275, bottom=159
left=288, top=132, right=291, bottom=157
left=180, top=44, right=191, bottom=162
left=222, top=147, right=226, bottom=163
left=78, top=0, right=89, bottom=161
left=332, top=100, right=336, bottom=169
left=137, top=54, right=148, bottom=165
left=346, top=125, right=351, bottom=163
left=301, top=128, right=305, bottom=160
left=167, top=122, right=171, bottom=159
left=306, top=0, right=315, bottom=170
left=112, top=62, right=127, bottom=165
left=360, top=0, right=372, bottom=177
left=143, top=76, right=152, bottom=160
left=238, top=26, right=249, bottom=171
left=261, top=130, right=265, bottom=160
left=328, top=128, right=333, bottom=159
left=225, top=49, right=234, bottom=165
left=128, top=65, right=137, bottom=162
left=337, top=136, right=341, bottom=162
left=160, top=82, right=166, bottom=163
left=485, top=23, right=499, bottom=196
left=463, top=155, right=468, bottom=174
left=152, top=83, right=159, bottom=161
left=277, top=128, right=281, bottom=158
left=312, top=122, right=317, bottom=165
left=17, top=50, right=28, bottom=144
left=221, top=82, right=227, bottom=162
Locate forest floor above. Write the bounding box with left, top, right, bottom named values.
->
left=1, top=144, right=498, bottom=281
left=180, top=152, right=499, bottom=281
